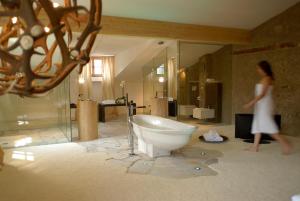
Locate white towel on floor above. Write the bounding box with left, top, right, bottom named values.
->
left=203, top=130, right=223, bottom=142
left=292, top=195, right=300, bottom=201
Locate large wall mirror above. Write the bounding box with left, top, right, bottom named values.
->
left=177, top=42, right=233, bottom=124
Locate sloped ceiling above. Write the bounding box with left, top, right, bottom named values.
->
left=90, top=35, right=174, bottom=80
left=90, top=35, right=150, bottom=56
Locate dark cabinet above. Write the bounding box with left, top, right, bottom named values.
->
left=205, top=82, right=222, bottom=123
left=235, top=113, right=281, bottom=140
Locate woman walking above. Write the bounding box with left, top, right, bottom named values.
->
left=244, top=60, right=292, bottom=154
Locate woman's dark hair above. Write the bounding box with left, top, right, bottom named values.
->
left=258, top=60, right=275, bottom=80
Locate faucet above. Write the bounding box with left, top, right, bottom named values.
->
left=126, top=94, right=146, bottom=156
left=128, top=103, right=135, bottom=156
left=125, top=94, right=135, bottom=156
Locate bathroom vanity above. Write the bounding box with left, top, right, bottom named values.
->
left=98, top=102, right=138, bottom=122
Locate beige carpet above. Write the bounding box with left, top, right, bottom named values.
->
left=0, top=124, right=300, bottom=201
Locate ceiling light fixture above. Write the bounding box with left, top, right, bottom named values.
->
left=11, top=16, right=18, bottom=24
left=0, top=0, right=102, bottom=96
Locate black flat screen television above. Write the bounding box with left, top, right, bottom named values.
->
left=235, top=114, right=281, bottom=141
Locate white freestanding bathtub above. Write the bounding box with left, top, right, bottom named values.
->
left=132, top=115, right=197, bottom=158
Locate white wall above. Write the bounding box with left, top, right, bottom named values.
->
left=179, top=43, right=222, bottom=67
left=115, top=41, right=153, bottom=76
left=167, top=41, right=178, bottom=60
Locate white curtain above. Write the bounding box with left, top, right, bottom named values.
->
left=101, top=56, right=118, bottom=118
left=168, top=58, right=177, bottom=99
left=79, top=63, right=93, bottom=100
left=101, top=56, right=115, bottom=100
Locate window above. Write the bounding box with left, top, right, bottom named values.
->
left=92, top=58, right=103, bottom=77
left=91, top=57, right=104, bottom=82
left=156, top=64, right=165, bottom=75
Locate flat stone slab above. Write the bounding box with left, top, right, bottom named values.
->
left=127, top=160, right=155, bottom=174
left=79, top=136, right=222, bottom=179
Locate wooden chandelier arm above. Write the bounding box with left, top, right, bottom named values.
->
left=0, top=0, right=103, bottom=96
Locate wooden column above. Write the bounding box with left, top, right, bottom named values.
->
left=78, top=100, right=99, bottom=141
left=0, top=145, right=4, bottom=169
left=151, top=98, right=168, bottom=117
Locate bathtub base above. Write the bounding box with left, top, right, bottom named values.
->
left=138, top=139, right=170, bottom=158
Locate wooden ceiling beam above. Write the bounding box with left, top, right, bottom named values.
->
left=0, top=14, right=251, bottom=45
left=100, top=16, right=251, bottom=45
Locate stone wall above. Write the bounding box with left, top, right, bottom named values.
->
left=211, top=46, right=233, bottom=124
left=232, top=3, right=300, bottom=136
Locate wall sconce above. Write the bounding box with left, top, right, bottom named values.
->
left=158, top=77, right=165, bottom=83
left=78, top=77, right=85, bottom=84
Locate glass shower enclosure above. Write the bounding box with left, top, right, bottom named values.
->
left=0, top=77, right=72, bottom=148
left=142, top=49, right=168, bottom=114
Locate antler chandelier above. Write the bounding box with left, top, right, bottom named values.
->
left=0, top=0, right=102, bottom=96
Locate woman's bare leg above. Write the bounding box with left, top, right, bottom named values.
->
left=270, top=134, right=292, bottom=154
left=247, top=133, right=261, bottom=152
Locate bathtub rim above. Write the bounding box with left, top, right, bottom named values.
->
left=132, top=114, right=197, bottom=134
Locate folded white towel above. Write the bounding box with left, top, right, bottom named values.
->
left=203, top=130, right=223, bottom=142
left=101, top=99, right=115, bottom=105
left=292, top=195, right=300, bottom=201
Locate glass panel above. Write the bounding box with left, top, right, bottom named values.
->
left=0, top=77, right=71, bottom=148
left=141, top=43, right=178, bottom=117
left=142, top=49, right=168, bottom=113
left=177, top=42, right=224, bottom=121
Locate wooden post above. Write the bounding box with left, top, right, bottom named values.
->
left=0, top=145, right=4, bottom=170
left=78, top=100, right=99, bottom=141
